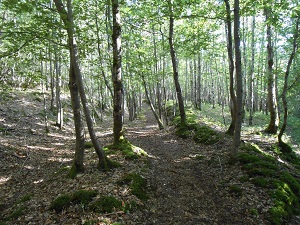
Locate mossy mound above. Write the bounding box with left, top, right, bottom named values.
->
left=193, top=126, right=220, bottom=145
left=49, top=194, right=72, bottom=213
left=72, top=190, right=98, bottom=206
left=237, top=144, right=300, bottom=224
left=104, top=138, right=147, bottom=160
left=90, top=196, right=122, bottom=213
left=117, top=173, right=148, bottom=201
left=49, top=189, right=98, bottom=213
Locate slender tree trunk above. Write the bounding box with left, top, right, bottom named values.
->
left=141, top=74, right=164, bottom=130
left=264, top=7, right=279, bottom=134
left=231, top=0, right=243, bottom=161
left=112, top=0, right=123, bottom=144
left=168, top=10, right=186, bottom=125
left=53, top=0, right=108, bottom=170
left=248, top=16, right=256, bottom=126
left=278, top=17, right=299, bottom=153
left=224, top=0, right=236, bottom=135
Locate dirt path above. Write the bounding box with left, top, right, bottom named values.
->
left=123, top=113, right=270, bottom=224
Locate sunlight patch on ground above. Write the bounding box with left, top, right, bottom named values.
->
left=33, top=179, right=43, bottom=184
left=0, top=176, right=11, bottom=185
left=26, top=145, right=54, bottom=151
left=48, top=157, right=72, bottom=162
left=48, top=133, right=70, bottom=140
left=145, top=125, right=158, bottom=129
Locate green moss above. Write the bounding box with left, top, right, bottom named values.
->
left=90, top=196, right=122, bottom=213
left=251, top=177, right=270, bottom=188
left=228, top=185, right=243, bottom=196
left=68, top=162, right=84, bottom=179
left=117, top=173, right=148, bottom=201
left=247, top=168, right=276, bottom=177
left=124, top=201, right=139, bottom=213
left=16, top=194, right=32, bottom=204
left=104, top=138, right=147, bottom=160
left=238, top=152, right=261, bottom=164
left=175, top=125, right=191, bottom=139
left=5, top=206, right=26, bottom=220
left=49, top=194, right=72, bottom=213
left=193, top=126, right=220, bottom=145
left=249, top=208, right=259, bottom=216
left=83, top=220, right=98, bottom=225
left=71, top=190, right=98, bottom=206
left=84, top=141, right=94, bottom=149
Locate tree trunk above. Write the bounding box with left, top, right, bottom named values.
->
left=141, top=74, right=164, bottom=130
left=168, top=10, right=186, bottom=125
left=112, top=0, right=123, bottom=144
left=248, top=16, right=256, bottom=126
left=53, top=0, right=108, bottom=170
left=231, top=0, right=243, bottom=161
left=278, top=17, right=299, bottom=153
left=224, top=0, right=237, bottom=135
left=264, top=7, right=279, bottom=134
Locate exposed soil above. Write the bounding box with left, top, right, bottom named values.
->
left=0, top=89, right=298, bottom=224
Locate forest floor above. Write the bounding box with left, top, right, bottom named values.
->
left=0, top=89, right=300, bottom=225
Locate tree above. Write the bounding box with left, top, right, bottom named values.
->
left=224, top=0, right=237, bottom=135
left=112, top=0, right=124, bottom=145
left=264, top=5, right=279, bottom=134
left=168, top=1, right=186, bottom=126
left=231, top=0, right=243, bottom=160
left=53, top=0, right=108, bottom=171
left=278, top=16, right=299, bottom=153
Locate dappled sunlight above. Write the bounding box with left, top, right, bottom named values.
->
left=48, top=157, right=72, bottom=163
left=0, top=176, right=11, bottom=185
left=26, top=145, right=54, bottom=151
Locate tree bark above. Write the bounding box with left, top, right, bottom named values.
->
left=264, top=7, right=279, bottom=134
left=231, top=0, right=243, bottom=161
left=141, top=74, right=164, bottom=130
left=168, top=6, right=186, bottom=125
left=248, top=16, right=256, bottom=126
left=53, top=0, right=108, bottom=169
left=224, top=0, right=237, bottom=135
left=278, top=17, right=299, bottom=153
left=112, top=0, right=124, bottom=144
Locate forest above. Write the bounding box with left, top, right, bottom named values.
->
left=0, top=0, right=300, bottom=224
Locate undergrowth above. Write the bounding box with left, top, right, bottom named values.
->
left=238, top=143, right=300, bottom=225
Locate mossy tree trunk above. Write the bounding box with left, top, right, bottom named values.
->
left=112, top=0, right=124, bottom=145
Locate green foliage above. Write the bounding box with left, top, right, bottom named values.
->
left=193, top=126, right=220, bottom=145
left=90, top=196, right=122, bottom=213
left=117, top=173, right=148, bottom=201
